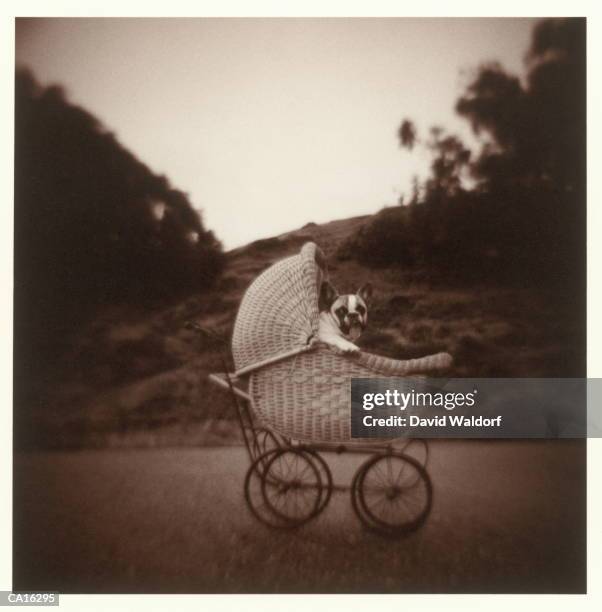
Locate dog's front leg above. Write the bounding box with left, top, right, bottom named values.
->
left=328, top=335, right=360, bottom=354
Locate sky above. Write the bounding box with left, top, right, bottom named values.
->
left=15, top=17, right=539, bottom=249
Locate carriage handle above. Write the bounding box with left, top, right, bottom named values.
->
left=184, top=320, right=259, bottom=463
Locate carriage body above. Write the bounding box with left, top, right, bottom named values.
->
left=207, top=242, right=452, bottom=534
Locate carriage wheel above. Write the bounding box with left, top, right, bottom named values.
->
left=251, top=427, right=281, bottom=462
left=300, top=447, right=333, bottom=514
left=397, top=439, right=429, bottom=469
left=394, top=439, right=429, bottom=487
left=244, top=449, right=293, bottom=529
left=351, top=452, right=432, bottom=536
left=260, top=448, right=324, bottom=527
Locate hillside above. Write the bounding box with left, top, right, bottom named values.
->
left=24, top=213, right=583, bottom=449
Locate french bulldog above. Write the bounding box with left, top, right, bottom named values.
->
left=318, top=281, right=373, bottom=353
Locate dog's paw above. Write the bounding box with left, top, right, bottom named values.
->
left=324, top=342, right=359, bottom=355
left=337, top=341, right=360, bottom=355
left=321, top=337, right=361, bottom=355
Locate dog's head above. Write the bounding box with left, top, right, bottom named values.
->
left=319, top=281, right=373, bottom=341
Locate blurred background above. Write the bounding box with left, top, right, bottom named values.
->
left=14, top=17, right=585, bottom=449
left=13, top=17, right=586, bottom=594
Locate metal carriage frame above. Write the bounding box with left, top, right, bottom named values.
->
left=193, top=242, right=449, bottom=536
left=206, top=356, right=433, bottom=537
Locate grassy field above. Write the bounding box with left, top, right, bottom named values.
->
left=23, top=214, right=584, bottom=449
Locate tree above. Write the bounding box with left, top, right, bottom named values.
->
left=342, top=18, right=585, bottom=294
left=398, top=119, right=417, bottom=150
left=14, top=69, right=224, bottom=406
left=456, top=19, right=585, bottom=195
left=424, top=128, right=471, bottom=200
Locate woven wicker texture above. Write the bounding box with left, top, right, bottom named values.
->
left=232, top=242, right=326, bottom=372
left=231, top=241, right=452, bottom=443
left=250, top=345, right=451, bottom=442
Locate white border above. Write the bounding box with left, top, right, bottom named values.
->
left=2, top=2, right=601, bottom=611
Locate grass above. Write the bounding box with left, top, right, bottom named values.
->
left=21, top=215, right=584, bottom=449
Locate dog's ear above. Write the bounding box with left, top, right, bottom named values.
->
left=357, top=283, right=373, bottom=305
left=319, top=281, right=338, bottom=311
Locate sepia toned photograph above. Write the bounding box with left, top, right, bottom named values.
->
left=13, top=16, right=586, bottom=594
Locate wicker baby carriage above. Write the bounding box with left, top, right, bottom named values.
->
left=205, top=242, right=452, bottom=535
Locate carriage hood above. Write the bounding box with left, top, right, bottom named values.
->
left=231, top=242, right=327, bottom=372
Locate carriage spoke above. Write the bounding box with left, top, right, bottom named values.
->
left=370, top=464, right=390, bottom=488
left=297, top=460, right=312, bottom=480
left=394, top=459, right=409, bottom=487
left=386, top=455, right=393, bottom=482
left=353, top=453, right=432, bottom=534
left=257, top=449, right=323, bottom=526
